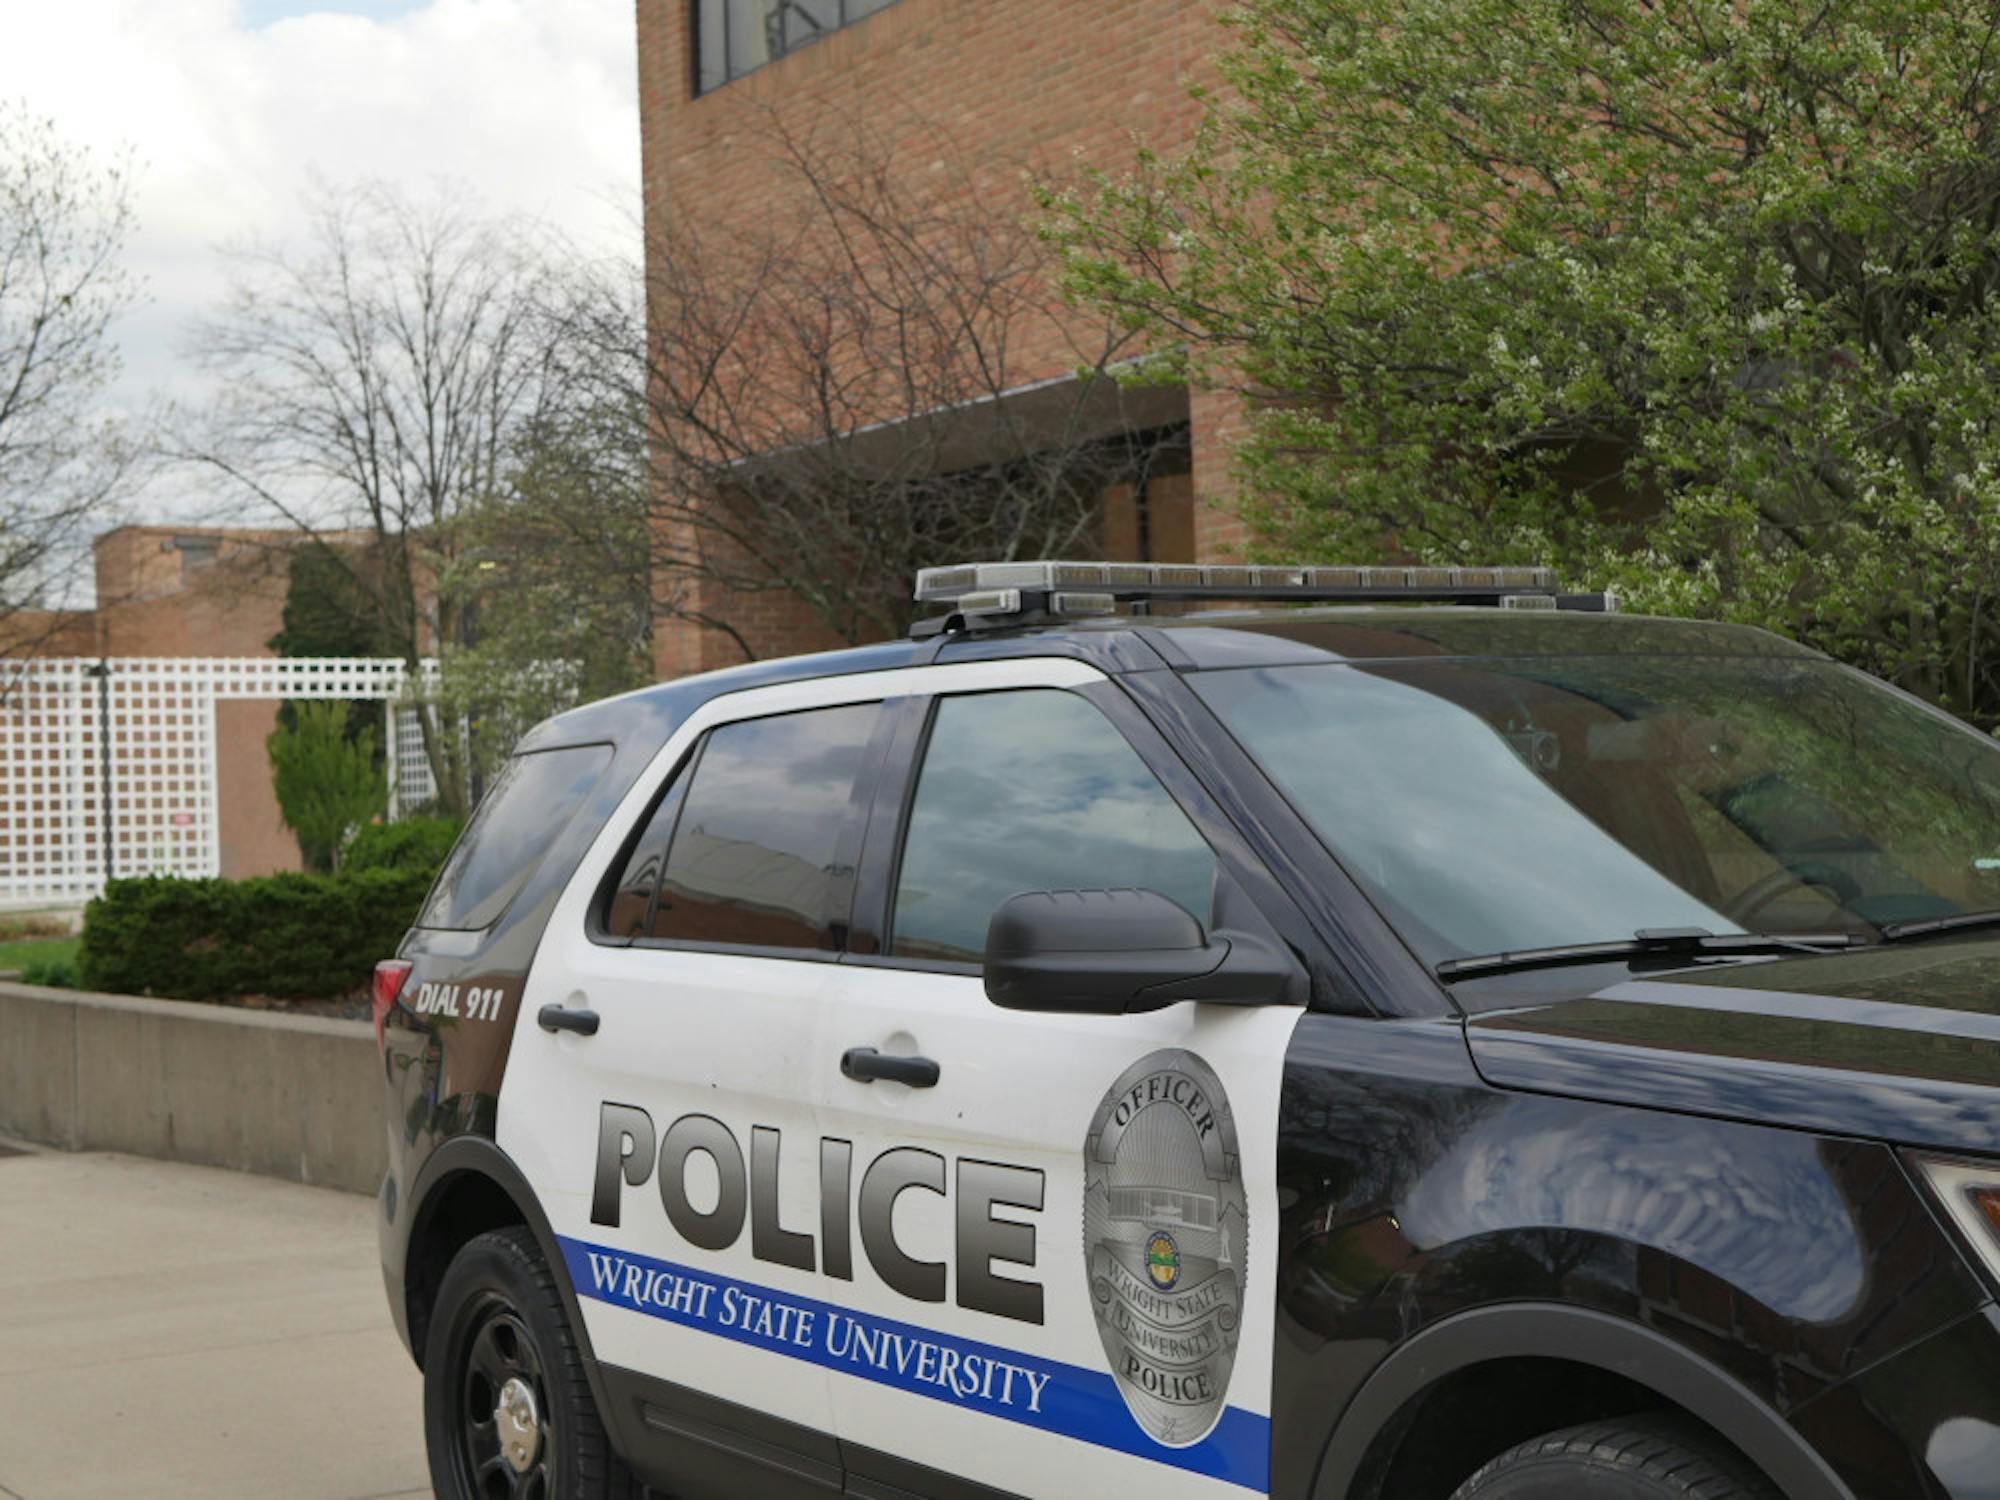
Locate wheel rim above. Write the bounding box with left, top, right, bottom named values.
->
left=449, top=1292, right=554, bottom=1500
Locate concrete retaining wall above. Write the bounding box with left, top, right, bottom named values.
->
left=0, top=981, right=383, bottom=1194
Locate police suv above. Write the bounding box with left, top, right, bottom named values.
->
left=376, top=562, right=2000, bottom=1500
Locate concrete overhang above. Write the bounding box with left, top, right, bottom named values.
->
left=723, top=371, right=1191, bottom=485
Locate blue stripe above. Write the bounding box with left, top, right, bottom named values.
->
left=558, top=1235, right=1269, bottom=1492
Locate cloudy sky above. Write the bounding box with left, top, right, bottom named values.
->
left=0, top=0, right=640, bottom=467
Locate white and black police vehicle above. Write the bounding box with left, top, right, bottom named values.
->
left=378, top=562, right=2000, bottom=1500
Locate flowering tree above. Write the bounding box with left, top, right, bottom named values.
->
left=1046, top=0, right=2000, bottom=725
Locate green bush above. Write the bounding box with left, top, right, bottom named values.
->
left=78, top=868, right=434, bottom=1001
left=19, top=954, right=79, bottom=988
left=344, top=816, right=463, bottom=877
left=269, top=700, right=386, bottom=872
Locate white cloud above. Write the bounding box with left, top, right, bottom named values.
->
left=0, top=0, right=639, bottom=449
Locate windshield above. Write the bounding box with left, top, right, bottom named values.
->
left=1193, top=654, right=2000, bottom=965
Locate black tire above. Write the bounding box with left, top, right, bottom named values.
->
left=424, top=1225, right=638, bottom=1500
left=1450, top=1414, right=1782, bottom=1500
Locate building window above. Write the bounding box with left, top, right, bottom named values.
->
left=693, top=0, right=898, bottom=94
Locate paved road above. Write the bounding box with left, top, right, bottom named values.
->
left=0, top=1145, right=429, bottom=1500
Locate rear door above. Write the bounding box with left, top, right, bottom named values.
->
left=820, top=675, right=1305, bottom=1499
left=500, top=659, right=1153, bottom=1496
left=498, top=686, right=888, bottom=1496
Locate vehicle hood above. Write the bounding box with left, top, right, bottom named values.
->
left=1466, top=937, right=2000, bottom=1153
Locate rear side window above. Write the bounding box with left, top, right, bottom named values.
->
left=420, top=744, right=613, bottom=930
left=608, top=703, right=878, bottom=951
left=603, top=766, right=689, bottom=939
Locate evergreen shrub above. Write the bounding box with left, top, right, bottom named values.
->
left=344, top=815, right=464, bottom=876
left=78, top=868, right=434, bottom=1000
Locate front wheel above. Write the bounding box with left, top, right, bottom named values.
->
left=424, top=1225, right=636, bottom=1500
left=1450, top=1414, right=1781, bottom=1499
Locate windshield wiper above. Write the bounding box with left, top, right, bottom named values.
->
left=1879, top=909, right=2000, bottom=943
left=1436, top=926, right=1871, bottom=980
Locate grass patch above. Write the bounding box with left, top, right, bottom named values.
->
left=0, top=936, right=80, bottom=974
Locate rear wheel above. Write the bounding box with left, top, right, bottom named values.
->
left=1450, top=1414, right=1781, bottom=1499
left=424, top=1225, right=636, bottom=1500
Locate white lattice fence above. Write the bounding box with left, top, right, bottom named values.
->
left=389, top=703, right=439, bottom=814
left=0, top=659, right=101, bottom=905
left=0, top=656, right=434, bottom=910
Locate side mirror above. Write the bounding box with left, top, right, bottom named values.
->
left=982, top=886, right=1300, bottom=1015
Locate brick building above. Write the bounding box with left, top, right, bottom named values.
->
left=635, top=0, right=1243, bottom=678
left=93, top=527, right=323, bottom=878
left=3, top=527, right=346, bottom=884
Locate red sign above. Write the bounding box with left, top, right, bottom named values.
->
left=170, top=812, right=195, bottom=828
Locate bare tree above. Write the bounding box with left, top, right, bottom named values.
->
left=565, top=111, right=1186, bottom=657
left=439, top=397, right=655, bottom=786
left=181, top=182, right=572, bottom=814
left=0, top=104, right=137, bottom=688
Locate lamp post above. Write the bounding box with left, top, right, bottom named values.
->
left=84, top=660, right=112, bottom=882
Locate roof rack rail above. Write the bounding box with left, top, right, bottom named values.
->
left=909, top=560, right=1615, bottom=636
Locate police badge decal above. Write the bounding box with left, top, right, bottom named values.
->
left=1083, top=1049, right=1246, bottom=1447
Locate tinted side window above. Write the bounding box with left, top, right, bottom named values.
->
left=421, top=744, right=613, bottom=930
left=890, top=690, right=1215, bottom=963
left=651, top=703, right=877, bottom=950
left=604, top=761, right=693, bottom=939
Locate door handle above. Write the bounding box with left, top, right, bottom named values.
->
left=841, top=1047, right=939, bottom=1088
left=538, top=1004, right=600, bottom=1037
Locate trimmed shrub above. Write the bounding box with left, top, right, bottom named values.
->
left=344, top=815, right=463, bottom=877
left=78, top=867, right=434, bottom=1001
left=19, top=954, right=79, bottom=988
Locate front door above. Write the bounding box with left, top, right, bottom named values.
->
left=821, top=680, right=1303, bottom=1499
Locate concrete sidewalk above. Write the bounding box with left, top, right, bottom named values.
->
left=0, top=1145, right=428, bottom=1500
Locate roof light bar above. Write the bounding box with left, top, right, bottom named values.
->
left=914, top=560, right=1558, bottom=606
left=1052, top=591, right=1116, bottom=617
left=952, top=588, right=1022, bottom=618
